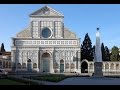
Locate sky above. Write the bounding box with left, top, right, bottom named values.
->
left=0, top=4, right=120, bottom=51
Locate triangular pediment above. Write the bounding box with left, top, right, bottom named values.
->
left=30, top=5, right=64, bottom=17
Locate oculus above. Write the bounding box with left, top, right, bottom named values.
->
left=42, top=27, right=52, bottom=38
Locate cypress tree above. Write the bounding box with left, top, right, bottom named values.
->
left=1, top=43, right=6, bottom=53
left=81, top=33, right=94, bottom=61
left=101, top=43, right=105, bottom=61
left=104, top=46, right=110, bottom=61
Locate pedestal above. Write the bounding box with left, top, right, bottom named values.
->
left=93, top=62, right=103, bottom=77
left=12, top=62, right=16, bottom=72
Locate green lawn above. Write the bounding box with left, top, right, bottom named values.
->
left=0, top=79, right=26, bottom=85
left=24, top=74, right=69, bottom=82
left=7, top=76, right=40, bottom=85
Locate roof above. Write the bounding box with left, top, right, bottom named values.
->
left=2, top=52, right=11, bottom=56
left=16, top=27, right=31, bottom=38
left=16, top=27, right=77, bottom=39
left=64, top=28, right=76, bottom=39
left=29, top=5, right=64, bottom=17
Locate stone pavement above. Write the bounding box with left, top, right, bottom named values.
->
left=8, top=74, right=120, bottom=85
left=53, top=77, right=120, bottom=85
left=24, top=76, right=120, bottom=85
left=41, top=77, right=120, bottom=85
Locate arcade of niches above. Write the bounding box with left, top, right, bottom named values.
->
left=81, top=59, right=120, bottom=74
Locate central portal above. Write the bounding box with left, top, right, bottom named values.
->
left=42, top=52, right=50, bottom=72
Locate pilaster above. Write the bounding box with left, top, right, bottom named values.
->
left=50, top=51, right=54, bottom=73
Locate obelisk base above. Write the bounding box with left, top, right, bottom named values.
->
left=93, top=62, right=103, bottom=77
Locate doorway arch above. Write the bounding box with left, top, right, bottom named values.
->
left=42, top=52, right=51, bottom=72
left=60, top=59, right=64, bottom=73
left=27, top=59, right=32, bottom=72
left=81, top=60, right=88, bottom=73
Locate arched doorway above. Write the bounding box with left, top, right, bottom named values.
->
left=27, top=59, right=32, bottom=72
left=81, top=61, right=88, bottom=73
left=42, top=52, right=50, bottom=72
left=110, top=63, right=114, bottom=70
left=22, top=63, right=26, bottom=69
left=17, top=63, right=21, bottom=69
left=6, top=62, right=9, bottom=68
left=60, top=59, right=64, bottom=73
left=116, top=64, right=119, bottom=70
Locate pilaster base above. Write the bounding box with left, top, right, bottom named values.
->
left=50, top=69, right=54, bottom=73
left=76, top=69, right=81, bottom=73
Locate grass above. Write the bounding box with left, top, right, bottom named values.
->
left=0, top=79, right=26, bottom=85
left=24, top=74, right=69, bottom=82
left=7, top=76, right=40, bottom=85
left=23, top=74, right=91, bottom=82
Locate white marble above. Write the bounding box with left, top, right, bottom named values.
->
left=11, top=5, right=81, bottom=73
left=95, top=29, right=102, bottom=62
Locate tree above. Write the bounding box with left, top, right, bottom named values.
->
left=93, top=42, right=110, bottom=61
left=1, top=43, right=6, bottom=53
left=104, top=46, right=110, bottom=61
left=92, top=45, right=95, bottom=61
left=93, top=45, right=95, bottom=55
left=110, top=46, right=119, bottom=61
left=101, top=43, right=105, bottom=61
left=118, top=55, right=120, bottom=61
left=81, top=33, right=94, bottom=61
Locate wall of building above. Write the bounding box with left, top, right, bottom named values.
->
left=30, top=18, right=64, bottom=39
left=0, top=55, right=11, bottom=72
left=82, top=60, right=120, bottom=74
left=12, top=47, right=80, bottom=73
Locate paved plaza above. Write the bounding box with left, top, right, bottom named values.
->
left=36, top=77, right=120, bottom=85
left=13, top=75, right=120, bottom=85
left=53, top=77, right=120, bottom=85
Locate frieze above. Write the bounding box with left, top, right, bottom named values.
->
left=15, top=40, right=78, bottom=46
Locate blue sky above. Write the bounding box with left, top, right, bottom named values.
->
left=0, top=4, right=120, bottom=51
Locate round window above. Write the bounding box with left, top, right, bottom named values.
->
left=42, top=27, right=52, bottom=38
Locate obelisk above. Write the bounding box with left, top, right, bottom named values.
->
left=93, top=28, right=103, bottom=77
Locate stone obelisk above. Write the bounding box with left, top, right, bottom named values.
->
left=93, top=28, right=103, bottom=77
